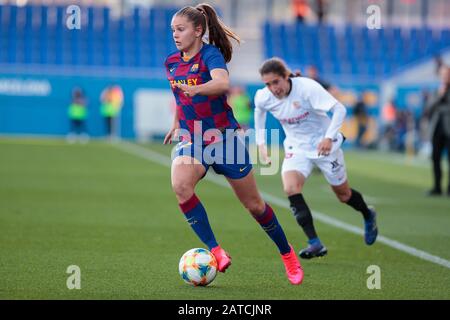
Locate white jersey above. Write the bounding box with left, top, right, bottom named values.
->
left=254, top=77, right=344, bottom=156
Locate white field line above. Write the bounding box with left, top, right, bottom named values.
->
left=114, top=141, right=450, bottom=270
left=319, top=185, right=393, bottom=205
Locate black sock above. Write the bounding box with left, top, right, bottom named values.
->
left=346, top=189, right=371, bottom=220
left=288, top=194, right=318, bottom=240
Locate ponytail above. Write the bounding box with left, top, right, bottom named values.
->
left=196, top=3, right=240, bottom=63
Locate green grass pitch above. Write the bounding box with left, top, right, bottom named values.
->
left=0, top=137, right=449, bottom=299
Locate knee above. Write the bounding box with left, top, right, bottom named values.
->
left=172, top=181, right=194, bottom=203
left=244, top=199, right=266, bottom=216
left=283, top=185, right=301, bottom=197
left=336, top=190, right=351, bottom=203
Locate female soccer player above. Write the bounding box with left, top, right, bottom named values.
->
left=254, top=58, right=378, bottom=259
left=163, top=4, right=303, bottom=284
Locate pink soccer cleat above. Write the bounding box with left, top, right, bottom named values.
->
left=211, top=245, right=232, bottom=273
left=281, top=244, right=304, bottom=285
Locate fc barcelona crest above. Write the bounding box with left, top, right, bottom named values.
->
left=190, top=63, right=199, bottom=73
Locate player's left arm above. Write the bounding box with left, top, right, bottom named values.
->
left=307, top=79, right=347, bottom=155
left=325, top=102, right=347, bottom=140
left=254, top=90, right=271, bottom=164
left=317, top=102, right=347, bottom=156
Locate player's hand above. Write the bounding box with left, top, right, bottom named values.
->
left=317, top=138, right=332, bottom=156
left=174, top=83, right=198, bottom=98
left=163, top=125, right=180, bottom=145
left=258, top=144, right=272, bottom=165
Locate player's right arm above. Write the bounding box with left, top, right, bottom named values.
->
left=254, top=89, right=271, bottom=165
left=164, top=56, right=181, bottom=145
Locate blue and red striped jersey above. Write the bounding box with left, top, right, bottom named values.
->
left=165, top=43, right=240, bottom=144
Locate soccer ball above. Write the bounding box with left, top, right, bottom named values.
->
left=178, top=248, right=218, bottom=286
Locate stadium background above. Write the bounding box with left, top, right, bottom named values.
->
left=1, top=0, right=449, bottom=148
left=1, top=0, right=450, bottom=300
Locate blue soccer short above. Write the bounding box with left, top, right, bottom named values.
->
left=173, top=131, right=253, bottom=180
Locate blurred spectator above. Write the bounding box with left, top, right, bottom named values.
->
left=423, top=65, right=450, bottom=196
left=67, top=87, right=89, bottom=144
left=306, top=65, right=329, bottom=89
left=434, top=55, right=444, bottom=76
left=100, top=85, right=124, bottom=139
left=380, top=99, right=398, bottom=151
left=382, top=99, right=397, bottom=128
left=306, top=65, right=339, bottom=97
left=229, top=86, right=252, bottom=130
left=291, top=0, right=310, bottom=24
left=394, top=109, right=412, bottom=152
left=418, top=90, right=432, bottom=157
left=314, top=0, right=327, bottom=24
left=405, top=106, right=418, bottom=158
left=292, top=69, right=302, bottom=77
left=353, top=93, right=369, bottom=148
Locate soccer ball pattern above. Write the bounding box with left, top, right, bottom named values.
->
left=179, top=248, right=218, bottom=286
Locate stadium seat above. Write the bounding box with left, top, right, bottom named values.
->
left=2, top=4, right=449, bottom=77
left=262, top=22, right=450, bottom=79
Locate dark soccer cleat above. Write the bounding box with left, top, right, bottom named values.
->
left=299, top=243, right=328, bottom=259
left=364, top=207, right=378, bottom=245
left=426, top=189, right=442, bottom=196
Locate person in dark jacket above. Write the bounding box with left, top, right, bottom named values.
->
left=424, top=65, right=450, bottom=196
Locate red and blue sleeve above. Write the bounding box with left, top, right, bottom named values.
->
left=203, top=46, right=228, bottom=72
